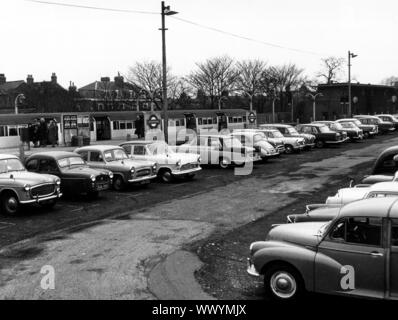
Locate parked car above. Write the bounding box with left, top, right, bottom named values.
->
left=335, top=121, right=363, bottom=141
left=375, top=114, right=398, bottom=130
left=312, top=121, right=348, bottom=141
left=0, top=154, right=62, bottom=215
left=295, top=123, right=345, bottom=148
left=337, top=118, right=378, bottom=138
left=247, top=197, right=398, bottom=301
left=287, top=181, right=398, bottom=223
left=256, top=128, right=305, bottom=154
left=354, top=115, right=394, bottom=134
left=361, top=146, right=398, bottom=184
left=74, top=145, right=157, bottom=190
left=177, top=134, right=261, bottom=169
left=119, top=140, right=201, bottom=183
left=259, top=124, right=315, bottom=150
left=25, top=151, right=112, bottom=197
left=230, top=130, right=280, bottom=160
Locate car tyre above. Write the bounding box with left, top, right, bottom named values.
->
left=112, top=175, right=126, bottom=191
left=315, top=140, right=324, bottom=148
left=363, top=132, right=369, bottom=139
left=285, top=145, right=294, bottom=154
left=159, top=169, right=174, bottom=183
left=263, top=264, right=304, bottom=301
left=219, top=158, right=229, bottom=169
left=1, top=192, right=20, bottom=215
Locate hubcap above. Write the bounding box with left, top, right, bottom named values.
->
left=220, top=159, right=228, bottom=168
left=162, top=171, right=172, bottom=182
left=6, top=196, right=18, bottom=213
left=270, top=271, right=297, bottom=299
left=285, top=146, right=292, bottom=154
left=114, top=178, right=123, bottom=189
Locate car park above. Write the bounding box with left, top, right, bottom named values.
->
left=230, top=130, right=280, bottom=160
left=119, top=140, right=201, bottom=183
left=312, top=121, right=348, bottom=141
left=259, top=124, right=315, bottom=150
left=256, top=128, right=305, bottom=154
left=177, top=134, right=261, bottom=169
left=354, top=115, right=394, bottom=134
left=337, top=118, right=378, bottom=138
left=0, top=154, right=62, bottom=215
left=247, top=197, right=398, bottom=301
left=375, top=114, right=398, bottom=130
left=361, top=146, right=398, bottom=184
left=25, top=151, right=112, bottom=198
left=295, top=123, right=345, bottom=148
left=74, top=145, right=157, bottom=190
left=335, top=121, right=363, bottom=141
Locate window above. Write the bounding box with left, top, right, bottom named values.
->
left=134, top=145, right=146, bottom=155
left=238, top=117, right=243, bottom=123
left=203, top=118, right=208, bottom=125
left=79, top=151, right=89, bottom=161
left=213, top=117, right=217, bottom=124
left=121, top=145, right=131, bottom=154
left=208, top=118, right=213, bottom=125
left=90, top=151, right=103, bottom=162
left=198, top=118, right=202, bottom=125
left=104, top=151, right=113, bottom=161
left=0, top=126, right=7, bottom=137
left=243, top=116, right=247, bottom=122
left=175, top=120, right=180, bottom=127
left=330, top=217, right=382, bottom=246
left=40, top=159, right=58, bottom=172
left=26, top=159, right=39, bottom=171
left=8, top=126, right=18, bottom=136
left=113, top=121, right=120, bottom=130
left=228, top=116, right=233, bottom=123
left=126, top=122, right=133, bottom=129
left=120, top=122, right=126, bottom=130
left=391, top=219, right=398, bottom=246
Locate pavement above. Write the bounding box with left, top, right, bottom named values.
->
left=0, top=135, right=397, bottom=299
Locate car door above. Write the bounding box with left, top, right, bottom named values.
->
left=87, top=151, right=106, bottom=170
left=389, top=218, right=398, bottom=299
left=315, top=216, right=386, bottom=299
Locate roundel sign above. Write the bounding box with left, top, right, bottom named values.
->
left=147, top=114, right=161, bottom=129
left=248, top=112, right=256, bottom=123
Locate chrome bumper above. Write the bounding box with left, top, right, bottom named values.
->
left=325, top=139, right=345, bottom=144
left=247, top=258, right=260, bottom=277
left=171, top=167, right=202, bottom=176
left=20, top=193, right=62, bottom=204
left=128, top=174, right=157, bottom=183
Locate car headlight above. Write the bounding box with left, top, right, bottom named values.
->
left=90, top=175, right=96, bottom=182
left=55, top=179, right=61, bottom=185
left=24, top=184, right=31, bottom=191
left=152, top=164, right=157, bottom=172
left=176, top=160, right=181, bottom=167
left=131, top=167, right=135, bottom=174
left=109, top=172, right=114, bottom=179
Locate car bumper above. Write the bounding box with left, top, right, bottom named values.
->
left=20, top=193, right=62, bottom=204
left=262, top=151, right=280, bottom=158
left=304, top=143, right=315, bottom=148
left=247, top=258, right=260, bottom=277
left=171, top=167, right=202, bottom=176
left=325, top=139, right=346, bottom=144
left=128, top=174, right=158, bottom=183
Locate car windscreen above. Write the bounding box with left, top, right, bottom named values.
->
left=58, top=157, right=85, bottom=168
left=253, top=134, right=264, bottom=143
left=113, top=149, right=128, bottom=160
left=287, top=127, right=299, bottom=135
left=223, top=137, right=243, bottom=149
left=340, top=122, right=355, bottom=128
left=319, top=126, right=332, bottom=133
left=147, top=142, right=174, bottom=155
left=272, top=131, right=284, bottom=138
left=0, top=158, right=25, bottom=173
left=331, top=122, right=344, bottom=130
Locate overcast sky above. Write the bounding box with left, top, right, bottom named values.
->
left=1, top=0, right=397, bottom=88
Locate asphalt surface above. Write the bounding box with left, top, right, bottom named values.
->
left=0, top=134, right=397, bottom=299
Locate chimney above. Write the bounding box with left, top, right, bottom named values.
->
left=0, top=74, right=6, bottom=85
left=27, top=74, right=34, bottom=85
left=68, top=81, right=77, bottom=92
left=51, top=72, right=57, bottom=84
left=114, top=74, right=124, bottom=88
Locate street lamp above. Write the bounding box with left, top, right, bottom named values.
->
left=348, top=51, right=358, bottom=117
left=307, top=93, right=323, bottom=122
left=160, top=1, right=178, bottom=143
left=14, top=93, right=25, bottom=114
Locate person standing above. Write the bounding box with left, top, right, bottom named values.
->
left=47, top=120, right=58, bottom=147
left=39, top=118, right=48, bottom=147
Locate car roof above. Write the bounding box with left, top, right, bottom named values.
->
left=354, top=115, right=378, bottom=119
left=0, top=154, right=19, bottom=160
left=27, top=151, right=80, bottom=160
left=259, top=123, right=292, bottom=128
left=297, top=123, right=325, bottom=127
left=339, top=197, right=398, bottom=218
left=314, top=121, right=334, bottom=124
left=75, top=145, right=123, bottom=152
left=337, top=118, right=358, bottom=122
left=369, top=182, right=398, bottom=193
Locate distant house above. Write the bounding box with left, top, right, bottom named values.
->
left=0, top=73, right=75, bottom=113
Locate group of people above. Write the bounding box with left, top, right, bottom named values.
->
left=28, top=118, right=59, bottom=148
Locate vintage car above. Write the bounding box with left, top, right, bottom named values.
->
left=375, top=114, right=398, bottom=130
left=354, top=115, right=394, bottom=134
left=287, top=181, right=398, bottom=223
left=361, top=146, right=398, bottom=184
left=312, top=121, right=348, bottom=141
left=334, top=121, right=363, bottom=141
left=177, top=134, right=261, bottom=169
left=230, top=130, right=280, bottom=160
left=259, top=124, right=315, bottom=150
left=247, top=197, right=398, bottom=301
left=0, top=154, right=62, bottom=215
left=295, top=123, right=345, bottom=148
left=119, top=140, right=201, bottom=183
left=74, top=145, right=157, bottom=190
left=257, top=128, right=305, bottom=154
left=337, top=118, right=378, bottom=138
left=25, top=151, right=112, bottom=197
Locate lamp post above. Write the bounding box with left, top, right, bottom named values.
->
left=160, top=1, right=178, bottom=143
left=307, top=93, right=323, bottom=122
left=272, top=97, right=279, bottom=123
left=14, top=93, right=25, bottom=114
left=348, top=51, right=358, bottom=117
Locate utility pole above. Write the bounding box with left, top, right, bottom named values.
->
left=348, top=51, right=357, bottom=117
left=307, top=93, right=323, bottom=122
left=160, top=1, right=177, bottom=143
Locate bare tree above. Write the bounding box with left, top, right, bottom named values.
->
left=381, top=76, right=398, bottom=86
left=235, top=59, right=267, bottom=111
left=126, top=61, right=176, bottom=110
left=317, top=56, right=345, bottom=84
left=188, top=56, right=238, bottom=109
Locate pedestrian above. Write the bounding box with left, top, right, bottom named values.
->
left=139, top=115, right=145, bottom=138
left=134, top=116, right=142, bottom=139
left=47, top=120, right=58, bottom=147
left=31, top=119, right=40, bottom=147
left=38, top=118, right=48, bottom=147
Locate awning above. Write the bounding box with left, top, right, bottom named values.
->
left=93, top=111, right=143, bottom=121
left=0, top=113, right=61, bottom=125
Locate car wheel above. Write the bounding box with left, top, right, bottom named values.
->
left=1, top=192, right=20, bottom=215
left=315, top=140, right=324, bottom=148
left=264, top=264, right=304, bottom=301
left=363, top=132, right=369, bottom=139
left=159, top=169, right=174, bottom=183
left=219, top=158, right=229, bottom=169
left=285, top=145, right=294, bottom=154
left=40, top=200, right=57, bottom=210
left=112, top=175, right=126, bottom=191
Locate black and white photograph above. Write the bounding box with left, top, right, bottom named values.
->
left=0, top=0, right=397, bottom=313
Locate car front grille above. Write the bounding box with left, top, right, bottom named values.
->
left=96, top=175, right=110, bottom=183
left=30, top=183, right=55, bottom=198
left=136, top=169, right=151, bottom=177
left=181, top=163, right=198, bottom=170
